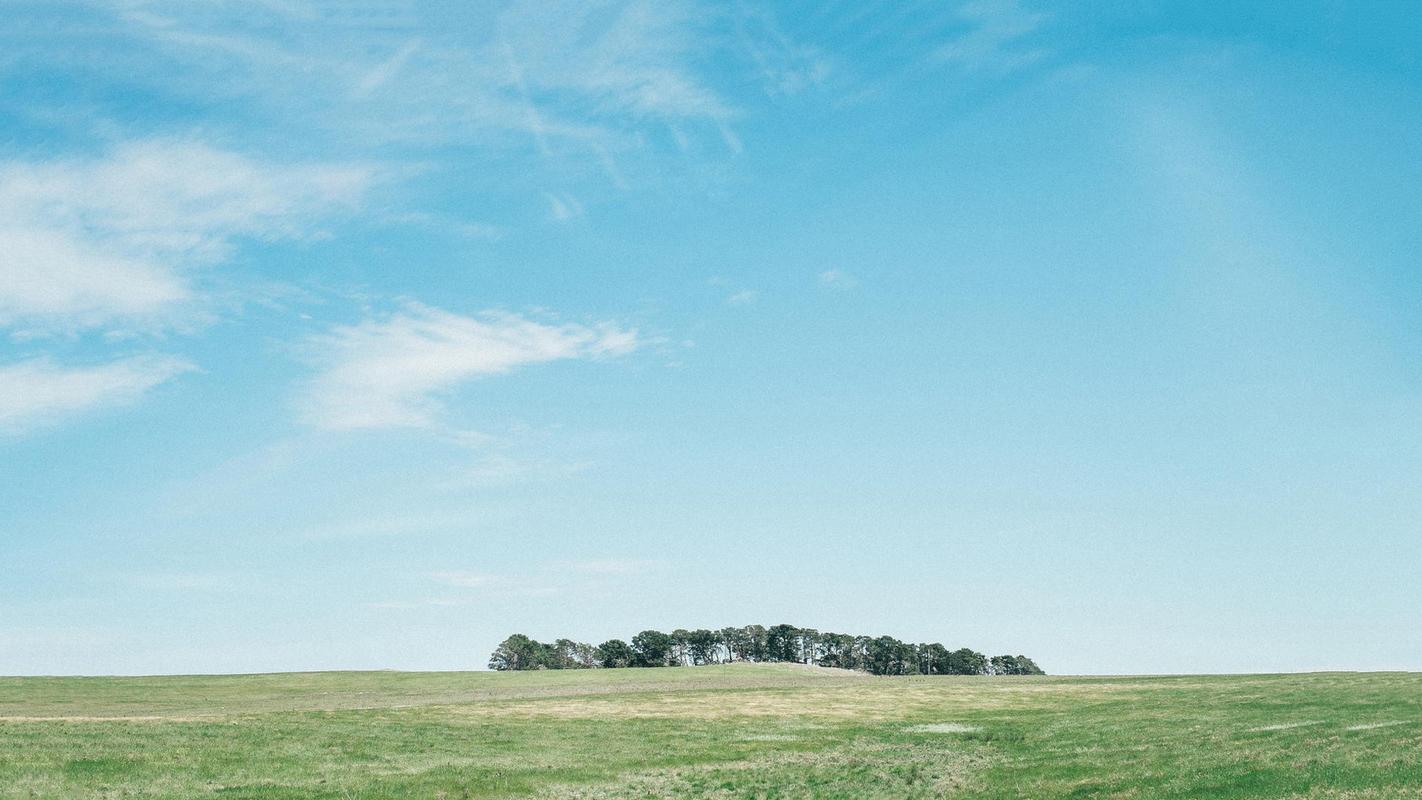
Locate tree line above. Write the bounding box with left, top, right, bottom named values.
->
left=488, top=624, right=1044, bottom=676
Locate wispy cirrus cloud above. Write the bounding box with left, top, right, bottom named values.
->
left=376, top=558, right=662, bottom=608
left=0, top=355, right=194, bottom=434
left=430, top=571, right=506, bottom=590
left=545, top=191, right=584, bottom=221
left=109, top=1, right=742, bottom=154
left=0, top=138, right=374, bottom=333
left=297, top=302, right=637, bottom=431
left=726, top=289, right=759, bottom=306
left=494, top=1, right=732, bottom=125
left=435, top=559, right=660, bottom=588
left=559, top=558, right=660, bottom=576
left=932, top=0, right=1049, bottom=74
left=0, top=139, right=369, bottom=255
left=817, top=269, right=858, bottom=291
left=352, top=38, right=422, bottom=98
left=402, top=570, right=559, bottom=605
left=119, top=572, right=244, bottom=592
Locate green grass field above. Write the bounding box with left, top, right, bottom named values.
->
left=2, top=664, right=1419, bottom=799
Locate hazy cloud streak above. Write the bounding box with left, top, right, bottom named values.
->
left=0, top=355, right=194, bottom=433
left=0, top=139, right=373, bottom=332
left=298, top=303, right=637, bottom=430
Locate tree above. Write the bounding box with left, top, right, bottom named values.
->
left=487, top=627, right=1041, bottom=676
left=670, top=629, right=692, bottom=667
left=990, top=655, right=1020, bottom=675
left=922, top=643, right=950, bottom=675
left=595, top=639, right=634, bottom=668
left=989, top=654, right=1044, bottom=676
left=687, top=629, right=720, bottom=665
left=574, top=641, right=600, bottom=668
left=551, top=639, right=584, bottom=669
left=488, top=634, right=547, bottom=671
left=943, top=648, right=986, bottom=675
left=798, top=628, right=821, bottom=665
left=550, top=639, right=597, bottom=669
left=719, top=627, right=743, bottom=662
left=740, top=625, right=768, bottom=662
left=1012, top=655, right=1045, bottom=675
left=631, top=629, right=673, bottom=667
left=851, top=636, right=872, bottom=672
left=766, top=624, right=800, bottom=663
left=818, top=632, right=854, bottom=669
left=866, top=635, right=912, bottom=675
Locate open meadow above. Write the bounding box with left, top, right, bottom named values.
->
left=1, top=664, right=1419, bottom=799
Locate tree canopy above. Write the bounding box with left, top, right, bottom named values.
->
left=487, top=623, right=1044, bottom=676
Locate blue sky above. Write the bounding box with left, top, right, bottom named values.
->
left=2, top=0, right=1420, bottom=675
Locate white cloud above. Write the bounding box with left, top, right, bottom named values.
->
left=353, top=38, right=421, bottom=97
left=298, top=303, right=637, bottom=430
left=383, top=212, right=504, bottom=241
left=456, top=452, right=591, bottom=488
left=116, top=2, right=739, bottom=151
left=560, top=558, right=658, bottom=576
left=296, top=512, right=478, bottom=540
left=0, top=139, right=370, bottom=251
left=0, top=139, right=373, bottom=332
left=373, top=558, right=662, bottom=610
left=734, top=7, right=832, bottom=98
left=496, top=0, right=733, bottom=123
left=726, top=289, right=759, bottom=306
left=0, top=355, right=194, bottom=433
left=0, top=228, right=191, bottom=328
left=817, top=269, right=858, bottom=291
left=932, top=0, right=1048, bottom=74
left=427, top=559, right=655, bottom=597
left=545, top=191, right=584, bottom=221
left=365, top=599, right=474, bottom=609
left=427, top=570, right=559, bottom=599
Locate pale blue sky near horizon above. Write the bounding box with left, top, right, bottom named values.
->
left=2, top=1, right=1420, bottom=676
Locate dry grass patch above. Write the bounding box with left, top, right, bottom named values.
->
left=906, top=723, right=981, bottom=734
left=451, top=680, right=1133, bottom=724
left=537, top=739, right=988, bottom=799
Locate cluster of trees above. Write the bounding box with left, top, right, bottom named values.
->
left=488, top=624, right=1044, bottom=676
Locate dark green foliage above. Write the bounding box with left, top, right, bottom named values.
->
left=591, top=639, right=631, bottom=670
left=717, top=626, right=743, bottom=662
left=921, top=642, right=950, bottom=675
left=631, top=629, right=674, bottom=667
left=798, top=627, right=820, bottom=664
left=489, top=625, right=1041, bottom=676
left=723, top=624, right=769, bottom=663
left=743, top=624, right=769, bottom=662
left=686, top=629, right=720, bottom=665
left=1013, top=655, right=1045, bottom=675
left=669, top=629, right=692, bottom=666
left=487, top=634, right=550, bottom=671
left=989, top=654, right=1046, bottom=675
left=816, top=632, right=853, bottom=669
left=489, top=635, right=600, bottom=670
left=947, top=647, right=988, bottom=675
left=594, top=639, right=634, bottom=668
left=765, top=624, right=801, bottom=663
left=865, top=635, right=916, bottom=676
left=555, top=639, right=599, bottom=669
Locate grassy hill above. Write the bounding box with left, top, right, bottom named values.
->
left=2, top=664, right=1420, bottom=798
